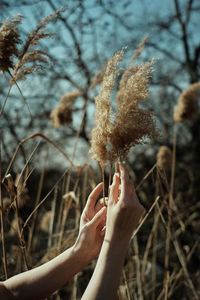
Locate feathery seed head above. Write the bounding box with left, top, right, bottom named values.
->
left=174, top=82, right=200, bottom=123
left=51, top=90, right=81, bottom=127
left=0, top=15, right=22, bottom=74
left=89, top=48, right=125, bottom=168
left=90, top=43, right=157, bottom=167
left=157, top=146, right=172, bottom=170
left=8, top=8, right=65, bottom=84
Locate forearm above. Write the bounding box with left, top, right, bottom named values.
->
left=81, top=237, right=129, bottom=300
left=3, top=245, right=89, bottom=300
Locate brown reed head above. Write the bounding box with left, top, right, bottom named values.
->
left=0, top=15, right=22, bottom=74
left=89, top=42, right=157, bottom=167
left=50, top=90, right=81, bottom=127
left=6, top=8, right=65, bottom=85
left=89, top=48, right=125, bottom=168
left=156, top=146, right=172, bottom=170
left=173, top=82, right=200, bottom=123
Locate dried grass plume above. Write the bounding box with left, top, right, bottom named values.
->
left=157, top=146, right=172, bottom=170
left=51, top=90, right=82, bottom=127
left=0, top=8, right=65, bottom=83
left=173, top=82, right=200, bottom=123
left=90, top=42, right=157, bottom=167
left=0, top=15, right=22, bottom=75
left=10, top=9, right=65, bottom=85
left=89, top=48, right=125, bottom=168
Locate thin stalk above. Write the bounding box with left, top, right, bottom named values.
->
left=122, top=269, right=131, bottom=300
left=3, top=132, right=75, bottom=182
left=0, top=85, right=12, bottom=118
left=136, top=163, right=157, bottom=191
left=0, top=143, right=9, bottom=279
left=14, top=193, right=29, bottom=270
left=151, top=167, right=161, bottom=300
left=102, top=166, right=105, bottom=206
left=27, top=160, right=46, bottom=254
left=12, top=79, right=33, bottom=119
left=164, top=125, right=177, bottom=295
left=22, top=169, right=68, bottom=235
left=58, top=172, right=81, bottom=250
left=55, top=174, right=66, bottom=244
left=133, top=236, right=144, bottom=300
left=131, top=196, right=160, bottom=239
left=48, top=185, right=57, bottom=249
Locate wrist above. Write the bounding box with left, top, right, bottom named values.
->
left=104, top=230, right=131, bottom=248
left=72, top=239, right=93, bottom=266
left=103, top=234, right=130, bottom=258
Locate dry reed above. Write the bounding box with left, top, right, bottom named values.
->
left=89, top=48, right=125, bottom=168
left=9, top=8, right=65, bottom=85
left=50, top=90, right=82, bottom=127
left=15, top=174, right=30, bottom=208
left=173, top=82, right=200, bottom=122
left=90, top=42, right=157, bottom=167
left=0, top=15, right=22, bottom=75
left=156, top=146, right=172, bottom=170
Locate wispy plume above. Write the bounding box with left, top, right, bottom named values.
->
left=10, top=8, right=65, bottom=85
left=89, top=48, right=125, bottom=168
left=0, top=14, right=22, bottom=75
left=174, top=82, right=200, bottom=123
left=51, top=90, right=82, bottom=127
left=157, top=146, right=172, bottom=170
left=90, top=40, right=157, bottom=167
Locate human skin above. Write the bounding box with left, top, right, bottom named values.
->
left=0, top=183, right=106, bottom=300
left=81, top=163, right=145, bottom=300
left=0, top=163, right=144, bottom=300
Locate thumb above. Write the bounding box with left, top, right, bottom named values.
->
left=89, top=206, right=107, bottom=228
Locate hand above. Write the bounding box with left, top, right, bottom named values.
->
left=105, top=162, right=144, bottom=244
left=74, top=183, right=107, bottom=262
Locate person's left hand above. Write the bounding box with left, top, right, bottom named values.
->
left=74, top=183, right=107, bottom=262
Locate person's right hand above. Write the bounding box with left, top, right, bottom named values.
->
left=105, top=162, right=144, bottom=244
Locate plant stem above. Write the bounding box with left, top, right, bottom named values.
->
left=0, top=142, right=9, bottom=279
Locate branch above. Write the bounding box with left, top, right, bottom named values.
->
left=147, top=41, right=183, bottom=64
left=173, top=0, right=191, bottom=63
left=47, top=0, right=91, bottom=87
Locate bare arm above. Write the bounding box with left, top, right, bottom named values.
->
left=1, top=245, right=89, bottom=300
left=0, top=183, right=107, bottom=300
left=81, top=163, right=144, bottom=300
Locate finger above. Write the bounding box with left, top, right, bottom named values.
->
left=109, top=173, right=120, bottom=205
left=100, top=226, right=106, bottom=237
left=95, top=197, right=108, bottom=213
left=89, top=206, right=107, bottom=228
left=119, top=162, right=129, bottom=202
left=86, top=182, right=103, bottom=211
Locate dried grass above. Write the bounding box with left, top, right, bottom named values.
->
left=90, top=43, right=157, bottom=167
left=10, top=9, right=65, bottom=85
left=50, top=90, right=82, bottom=127
left=15, top=173, right=30, bottom=208
left=156, top=146, right=172, bottom=170
left=89, top=48, right=125, bottom=168
left=0, top=14, right=22, bottom=74
left=173, top=82, right=200, bottom=122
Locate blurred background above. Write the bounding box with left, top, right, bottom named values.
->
left=0, top=1, right=200, bottom=299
